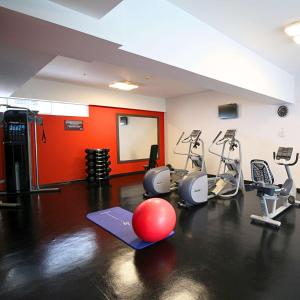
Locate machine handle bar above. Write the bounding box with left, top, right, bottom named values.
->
left=193, top=130, right=202, bottom=148
left=176, top=131, right=185, bottom=145
left=274, top=152, right=299, bottom=166
left=291, top=153, right=299, bottom=165
left=212, top=131, right=222, bottom=144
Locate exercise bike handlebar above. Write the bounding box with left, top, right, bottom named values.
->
left=273, top=151, right=299, bottom=166
left=291, top=153, right=299, bottom=166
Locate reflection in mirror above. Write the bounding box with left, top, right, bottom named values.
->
left=117, top=114, right=158, bottom=162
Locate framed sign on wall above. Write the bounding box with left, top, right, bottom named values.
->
left=64, top=120, right=84, bottom=131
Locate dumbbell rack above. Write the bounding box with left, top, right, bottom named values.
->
left=85, top=148, right=111, bottom=184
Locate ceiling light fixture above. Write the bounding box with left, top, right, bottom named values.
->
left=109, top=81, right=139, bottom=91
left=284, top=21, right=300, bottom=37
left=293, top=36, right=300, bottom=44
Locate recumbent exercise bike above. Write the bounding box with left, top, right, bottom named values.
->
left=246, top=147, right=300, bottom=227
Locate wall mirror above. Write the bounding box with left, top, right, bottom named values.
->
left=117, top=114, right=159, bottom=162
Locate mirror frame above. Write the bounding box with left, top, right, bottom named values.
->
left=116, top=113, right=160, bottom=163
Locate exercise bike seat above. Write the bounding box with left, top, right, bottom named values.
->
left=255, top=183, right=279, bottom=196
left=251, top=159, right=274, bottom=184
left=245, top=182, right=278, bottom=196
left=280, top=178, right=293, bottom=196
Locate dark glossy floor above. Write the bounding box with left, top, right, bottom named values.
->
left=0, top=174, right=300, bottom=300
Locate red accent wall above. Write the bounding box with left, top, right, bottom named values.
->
left=0, top=105, right=165, bottom=186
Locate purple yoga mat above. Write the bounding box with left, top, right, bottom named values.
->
left=86, top=207, right=175, bottom=250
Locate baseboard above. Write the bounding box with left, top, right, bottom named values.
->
left=41, top=171, right=145, bottom=187
left=110, top=171, right=145, bottom=178
left=41, top=179, right=85, bottom=188
left=34, top=173, right=300, bottom=194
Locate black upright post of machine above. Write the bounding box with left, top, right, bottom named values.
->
left=0, top=105, right=60, bottom=203
left=3, top=110, right=32, bottom=193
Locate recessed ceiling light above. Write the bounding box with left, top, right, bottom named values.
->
left=109, top=81, right=139, bottom=91
left=293, top=36, right=300, bottom=44
left=285, top=21, right=300, bottom=37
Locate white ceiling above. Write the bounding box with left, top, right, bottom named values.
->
left=0, top=7, right=208, bottom=99
left=169, top=0, right=300, bottom=75
left=50, top=0, right=123, bottom=19
left=35, top=56, right=208, bottom=98
left=3, top=2, right=300, bottom=101
left=0, top=44, right=54, bottom=97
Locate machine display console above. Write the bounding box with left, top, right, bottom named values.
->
left=190, top=130, right=201, bottom=138
left=7, top=122, right=26, bottom=143
left=224, top=129, right=236, bottom=139
left=276, top=147, right=293, bottom=161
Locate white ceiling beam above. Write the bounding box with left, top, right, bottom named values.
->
left=0, top=0, right=295, bottom=103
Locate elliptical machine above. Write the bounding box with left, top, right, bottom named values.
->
left=208, top=129, right=244, bottom=198
left=177, top=129, right=244, bottom=208
left=246, top=147, right=300, bottom=228
left=143, top=130, right=204, bottom=197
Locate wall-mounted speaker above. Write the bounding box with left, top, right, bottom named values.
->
left=277, top=105, right=288, bottom=118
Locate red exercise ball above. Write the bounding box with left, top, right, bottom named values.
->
left=132, top=198, right=176, bottom=242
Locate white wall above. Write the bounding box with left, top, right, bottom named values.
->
left=12, top=78, right=166, bottom=112
left=166, top=91, right=300, bottom=186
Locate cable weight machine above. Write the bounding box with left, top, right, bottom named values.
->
left=0, top=105, right=60, bottom=206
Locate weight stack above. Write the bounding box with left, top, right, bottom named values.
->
left=85, top=148, right=111, bottom=185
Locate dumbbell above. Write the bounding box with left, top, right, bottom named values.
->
left=86, top=161, right=111, bottom=167
left=87, top=176, right=96, bottom=183
left=94, top=149, right=110, bottom=154
left=85, top=148, right=110, bottom=154
left=86, top=168, right=96, bottom=175
left=95, top=164, right=111, bottom=169
left=97, top=160, right=111, bottom=166
left=94, top=154, right=110, bottom=160
left=95, top=166, right=110, bottom=170
left=85, top=157, right=110, bottom=164
left=95, top=176, right=110, bottom=181
left=86, top=161, right=96, bottom=167
left=101, top=167, right=112, bottom=173
left=95, top=172, right=109, bottom=177
left=85, top=154, right=96, bottom=160
left=96, top=168, right=111, bottom=175
left=85, top=149, right=93, bottom=154
left=94, top=158, right=110, bottom=164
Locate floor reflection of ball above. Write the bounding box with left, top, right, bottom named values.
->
left=134, top=241, right=176, bottom=282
